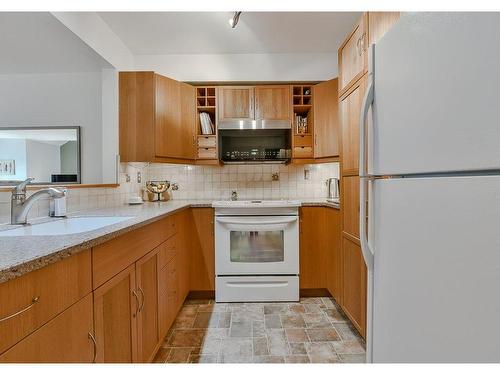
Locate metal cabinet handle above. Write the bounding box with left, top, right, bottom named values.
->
left=132, top=290, right=140, bottom=317
left=0, top=296, right=40, bottom=323
left=138, top=287, right=145, bottom=312
left=88, top=332, right=97, bottom=363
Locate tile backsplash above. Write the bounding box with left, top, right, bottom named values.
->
left=0, top=162, right=339, bottom=223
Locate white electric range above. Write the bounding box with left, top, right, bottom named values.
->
left=212, top=200, right=301, bottom=302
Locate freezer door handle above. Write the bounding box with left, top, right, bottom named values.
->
left=359, top=45, right=375, bottom=271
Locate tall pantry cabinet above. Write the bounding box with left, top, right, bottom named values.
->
left=337, top=12, right=400, bottom=338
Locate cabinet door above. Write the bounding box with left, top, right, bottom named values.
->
left=341, top=236, right=367, bottom=338
left=93, top=264, right=138, bottom=363
left=155, top=76, right=196, bottom=160
left=0, top=294, right=95, bottom=363
left=342, top=175, right=360, bottom=239
left=340, top=77, right=366, bottom=176
left=368, top=12, right=400, bottom=45
left=326, top=208, right=342, bottom=302
left=136, top=250, right=160, bottom=363
left=158, top=255, right=179, bottom=338
left=218, top=86, right=255, bottom=121
left=299, top=207, right=328, bottom=289
left=190, top=208, right=215, bottom=291
left=180, top=82, right=197, bottom=159
left=176, top=210, right=190, bottom=301
left=313, top=79, right=339, bottom=158
left=254, top=85, right=291, bottom=120
left=338, top=14, right=368, bottom=95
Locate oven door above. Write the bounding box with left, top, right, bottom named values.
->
left=215, top=215, right=299, bottom=275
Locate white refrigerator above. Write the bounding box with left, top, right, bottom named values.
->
left=360, top=13, right=500, bottom=362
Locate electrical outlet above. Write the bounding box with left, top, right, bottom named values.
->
left=304, top=169, right=310, bottom=180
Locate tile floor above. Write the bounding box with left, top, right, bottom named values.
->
left=154, top=297, right=366, bottom=363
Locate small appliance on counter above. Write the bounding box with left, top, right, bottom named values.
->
left=144, top=180, right=170, bottom=202
left=326, top=177, right=339, bottom=202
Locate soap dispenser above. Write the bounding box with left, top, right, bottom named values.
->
left=49, top=188, right=68, bottom=217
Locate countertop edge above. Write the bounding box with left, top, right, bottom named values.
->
left=0, top=200, right=338, bottom=284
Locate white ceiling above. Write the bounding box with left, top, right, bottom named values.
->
left=98, top=12, right=361, bottom=55
left=0, top=12, right=113, bottom=73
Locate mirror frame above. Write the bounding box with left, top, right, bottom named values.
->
left=0, top=126, right=81, bottom=186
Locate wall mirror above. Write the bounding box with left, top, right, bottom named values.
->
left=0, top=126, right=81, bottom=185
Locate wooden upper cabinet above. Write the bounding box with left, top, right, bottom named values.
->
left=254, top=85, right=291, bottom=120
left=338, top=14, right=368, bottom=96
left=119, top=72, right=156, bottom=163
left=155, top=76, right=196, bottom=160
left=313, top=78, right=339, bottom=158
left=135, top=250, right=159, bottom=363
left=218, top=86, right=255, bottom=122
left=119, top=71, right=196, bottom=163
left=0, top=294, right=95, bottom=363
left=340, top=77, right=366, bottom=176
left=368, top=12, right=400, bottom=45
left=93, top=264, right=138, bottom=363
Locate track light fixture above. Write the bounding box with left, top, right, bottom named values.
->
left=228, top=11, right=242, bottom=28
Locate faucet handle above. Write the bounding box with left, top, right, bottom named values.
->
left=13, top=178, right=34, bottom=194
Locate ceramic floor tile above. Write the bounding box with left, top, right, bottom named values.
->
left=264, top=314, right=282, bottom=329
left=285, top=328, right=309, bottom=343
left=230, top=320, right=253, bottom=337
left=167, top=329, right=207, bottom=347
left=153, top=347, right=170, bottom=363
left=306, top=328, right=341, bottom=342
left=160, top=299, right=364, bottom=364
left=193, top=312, right=220, bottom=328
left=280, top=313, right=306, bottom=328
left=253, top=337, right=270, bottom=356
left=166, top=347, right=196, bottom=363
left=285, top=355, right=310, bottom=363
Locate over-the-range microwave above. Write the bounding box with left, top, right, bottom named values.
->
left=218, top=119, right=292, bottom=164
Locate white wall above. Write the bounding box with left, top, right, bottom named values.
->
left=26, top=140, right=60, bottom=183
left=0, top=72, right=103, bottom=183
left=133, top=53, right=337, bottom=82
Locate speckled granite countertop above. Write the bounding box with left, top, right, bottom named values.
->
left=0, top=198, right=338, bottom=284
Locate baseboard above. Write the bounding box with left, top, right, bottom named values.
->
left=299, top=288, right=332, bottom=297
left=187, top=290, right=215, bottom=299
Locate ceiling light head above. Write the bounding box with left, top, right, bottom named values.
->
left=228, top=11, right=242, bottom=28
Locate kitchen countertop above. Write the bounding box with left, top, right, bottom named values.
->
left=0, top=198, right=338, bottom=284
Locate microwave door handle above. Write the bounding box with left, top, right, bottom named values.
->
left=215, top=217, right=297, bottom=226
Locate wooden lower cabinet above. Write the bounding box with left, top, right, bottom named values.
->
left=93, top=264, right=138, bottom=363
left=158, top=254, right=179, bottom=339
left=299, top=207, right=328, bottom=289
left=190, top=208, right=215, bottom=291
left=0, top=294, right=95, bottom=363
left=341, top=235, right=367, bottom=338
left=326, top=208, right=342, bottom=302
left=136, top=249, right=160, bottom=363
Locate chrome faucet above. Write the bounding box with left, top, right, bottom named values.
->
left=231, top=190, right=238, bottom=201
left=11, top=178, right=66, bottom=225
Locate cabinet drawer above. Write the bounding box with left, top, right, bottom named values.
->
left=0, top=293, right=94, bottom=363
left=158, top=234, right=178, bottom=269
left=197, top=136, right=216, bottom=148
left=294, top=135, right=313, bottom=147
left=197, top=147, right=217, bottom=159
left=293, top=146, right=313, bottom=158
left=0, top=251, right=91, bottom=354
left=92, top=215, right=178, bottom=289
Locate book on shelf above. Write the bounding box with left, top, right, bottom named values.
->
left=295, top=114, right=308, bottom=134
left=199, top=112, right=214, bottom=135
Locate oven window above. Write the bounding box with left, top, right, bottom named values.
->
left=230, top=231, right=284, bottom=262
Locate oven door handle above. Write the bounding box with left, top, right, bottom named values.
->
left=215, top=217, right=297, bottom=226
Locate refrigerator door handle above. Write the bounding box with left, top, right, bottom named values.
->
left=359, top=56, right=375, bottom=270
